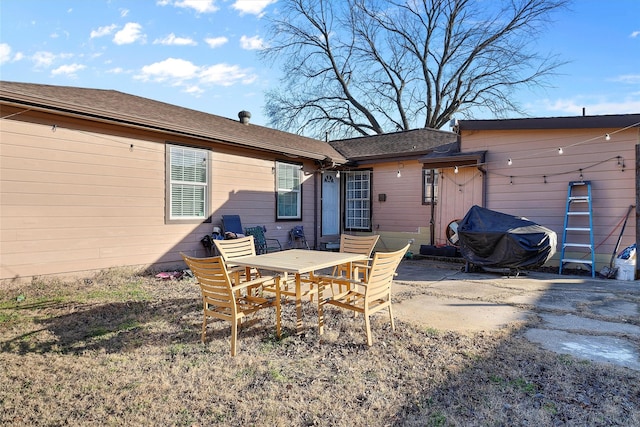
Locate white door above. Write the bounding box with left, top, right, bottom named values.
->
left=321, top=171, right=340, bottom=236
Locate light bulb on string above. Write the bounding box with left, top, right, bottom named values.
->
left=605, top=133, right=611, bottom=141
left=558, top=147, right=563, bottom=155
left=454, top=166, right=459, bottom=174
left=336, top=170, right=340, bottom=178
left=507, top=158, right=513, bottom=166
left=396, top=170, right=401, bottom=178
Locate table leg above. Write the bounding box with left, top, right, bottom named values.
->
left=295, top=273, right=303, bottom=334
left=275, top=276, right=282, bottom=338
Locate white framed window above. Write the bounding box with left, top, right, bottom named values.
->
left=345, top=170, right=371, bottom=230
left=422, top=169, right=439, bottom=205
left=276, top=161, right=302, bottom=220
left=168, top=145, right=208, bottom=221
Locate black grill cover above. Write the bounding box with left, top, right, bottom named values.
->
left=458, top=205, right=557, bottom=269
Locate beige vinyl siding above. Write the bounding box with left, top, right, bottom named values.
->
left=0, top=117, right=316, bottom=280
left=461, top=127, right=638, bottom=267
left=371, top=162, right=429, bottom=232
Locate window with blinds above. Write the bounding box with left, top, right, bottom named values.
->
left=345, top=170, right=371, bottom=230
left=169, top=145, right=208, bottom=220
left=276, top=161, right=302, bottom=220
left=422, top=169, right=439, bottom=205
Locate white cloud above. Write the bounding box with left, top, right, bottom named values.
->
left=630, top=30, right=640, bottom=38
left=232, top=0, right=276, bottom=16
left=107, top=67, right=125, bottom=74
left=90, top=24, right=117, bottom=39
left=0, top=43, right=12, bottom=64
left=137, top=58, right=200, bottom=82
left=184, top=85, right=204, bottom=95
left=174, top=0, right=219, bottom=13
left=51, top=63, right=86, bottom=77
left=199, top=63, right=256, bottom=86
left=542, top=98, right=640, bottom=115
left=113, top=22, right=145, bottom=45
left=135, top=57, right=257, bottom=88
left=32, top=51, right=57, bottom=67
left=154, top=33, right=197, bottom=46
left=205, top=36, right=228, bottom=48
left=612, top=74, right=640, bottom=84
left=240, top=35, right=266, bottom=50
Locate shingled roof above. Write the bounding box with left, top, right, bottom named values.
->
left=0, top=81, right=347, bottom=163
left=329, top=128, right=457, bottom=164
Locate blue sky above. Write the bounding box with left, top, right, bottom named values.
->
left=1, top=0, right=639, bottom=129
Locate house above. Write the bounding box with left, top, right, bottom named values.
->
left=2, top=80, right=637, bottom=281
left=419, top=114, right=640, bottom=273
left=0, top=81, right=347, bottom=281
left=328, top=129, right=458, bottom=252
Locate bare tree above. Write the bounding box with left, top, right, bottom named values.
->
left=261, top=0, right=569, bottom=139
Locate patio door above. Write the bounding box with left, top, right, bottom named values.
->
left=321, top=171, right=340, bottom=236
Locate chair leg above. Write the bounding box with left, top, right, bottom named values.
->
left=231, top=319, right=238, bottom=356
left=364, top=314, right=373, bottom=346
left=388, top=305, right=395, bottom=331
left=201, top=316, right=207, bottom=344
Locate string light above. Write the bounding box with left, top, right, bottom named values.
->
left=454, top=166, right=459, bottom=174
left=507, top=158, right=512, bottom=166
left=605, top=133, right=611, bottom=141
left=509, top=176, right=513, bottom=185
left=51, top=124, right=57, bottom=132
left=335, top=170, right=340, bottom=178
left=558, top=147, right=563, bottom=155
left=396, top=170, right=401, bottom=178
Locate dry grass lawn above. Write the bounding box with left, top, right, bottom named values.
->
left=1, top=267, right=639, bottom=426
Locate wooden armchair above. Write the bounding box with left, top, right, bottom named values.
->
left=181, top=254, right=281, bottom=356
left=331, top=234, right=380, bottom=293
left=318, top=244, right=409, bottom=346
left=213, top=236, right=261, bottom=287
left=245, top=226, right=282, bottom=254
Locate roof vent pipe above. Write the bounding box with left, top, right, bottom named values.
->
left=238, top=110, right=251, bottom=125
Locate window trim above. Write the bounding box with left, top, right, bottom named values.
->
left=165, top=144, right=211, bottom=224
left=275, top=160, right=303, bottom=221
left=344, top=169, right=372, bottom=232
left=422, top=168, right=439, bottom=205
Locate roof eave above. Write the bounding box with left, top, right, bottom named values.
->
left=1, top=93, right=344, bottom=163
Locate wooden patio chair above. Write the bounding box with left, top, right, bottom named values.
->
left=317, top=244, right=409, bottom=346
left=213, top=236, right=261, bottom=290
left=245, top=226, right=282, bottom=254
left=181, top=254, right=281, bottom=356
left=328, top=234, right=380, bottom=295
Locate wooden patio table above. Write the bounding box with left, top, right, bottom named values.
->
left=231, top=249, right=367, bottom=334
